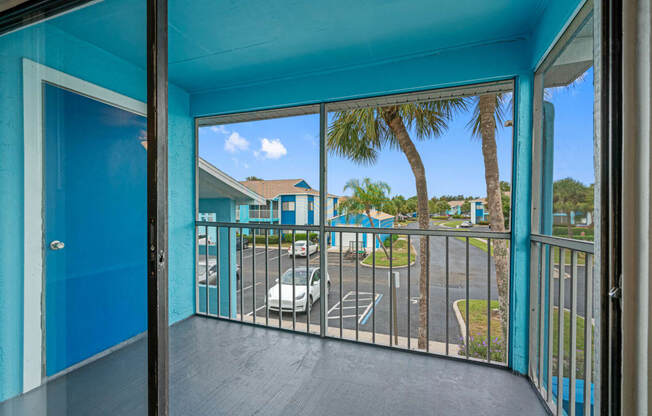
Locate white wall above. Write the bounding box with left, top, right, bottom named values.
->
left=295, top=195, right=307, bottom=225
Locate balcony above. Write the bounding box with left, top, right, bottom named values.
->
left=0, top=0, right=622, bottom=415
left=0, top=317, right=547, bottom=415
left=249, top=209, right=277, bottom=220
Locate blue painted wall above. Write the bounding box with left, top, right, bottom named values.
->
left=329, top=214, right=394, bottom=249
left=529, top=0, right=585, bottom=68
left=307, top=196, right=315, bottom=225
left=0, top=21, right=194, bottom=400
left=280, top=195, right=296, bottom=225
left=198, top=198, right=236, bottom=318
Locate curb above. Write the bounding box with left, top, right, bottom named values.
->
left=452, top=299, right=467, bottom=341
left=358, top=242, right=417, bottom=269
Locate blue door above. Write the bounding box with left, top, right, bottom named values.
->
left=43, top=84, right=147, bottom=376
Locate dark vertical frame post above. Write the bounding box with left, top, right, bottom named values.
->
left=319, top=103, right=328, bottom=337
left=147, top=0, right=168, bottom=414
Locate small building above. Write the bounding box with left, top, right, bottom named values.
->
left=329, top=210, right=394, bottom=251
left=446, top=200, right=465, bottom=216
left=197, top=158, right=266, bottom=317
left=470, top=198, right=489, bottom=224
left=237, top=178, right=339, bottom=234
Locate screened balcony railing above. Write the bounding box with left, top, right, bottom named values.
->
left=196, top=221, right=511, bottom=365
left=529, top=234, right=595, bottom=416
left=248, top=209, right=276, bottom=219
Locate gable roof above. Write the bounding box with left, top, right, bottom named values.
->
left=199, top=158, right=266, bottom=204
left=240, top=179, right=337, bottom=199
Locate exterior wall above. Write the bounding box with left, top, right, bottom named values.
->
left=329, top=214, right=394, bottom=249
left=198, top=198, right=236, bottom=318
left=295, top=195, right=307, bottom=225
left=0, top=22, right=194, bottom=401
left=280, top=195, right=296, bottom=225
left=307, top=196, right=315, bottom=225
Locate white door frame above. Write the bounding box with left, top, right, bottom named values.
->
left=22, top=58, right=146, bottom=393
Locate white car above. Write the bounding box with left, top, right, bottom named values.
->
left=288, top=240, right=317, bottom=257
left=459, top=221, right=474, bottom=228
left=268, top=267, right=330, bottom=313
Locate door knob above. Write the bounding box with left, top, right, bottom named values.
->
left=50, top=240, right=65, bottom=250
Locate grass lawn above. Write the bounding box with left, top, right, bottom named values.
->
left=441, top=220, right=465, bottom=228
left=454, top=236, right=509, bottom=256
left=552, top=248, right=587, bottom=266
left=361, top=239, right=416, bottom=267
left=459, top=300, right=593, bottom=378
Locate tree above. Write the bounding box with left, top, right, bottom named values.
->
left=339, top=178, right=391, bottom=258
left=245, top=175, right=263, bottom=181
left=435, top=200, right=450, bottom=216
left=391, top=195, right=408, bottom=214
left=329, top=100, right=466, bottom=348
left=468, top=92, right=511, bottom=346
left=461, top=200, right=471, bottom=215
left=553, top=178, right=592, bottom=238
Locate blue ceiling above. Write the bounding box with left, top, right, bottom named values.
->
left=50, top=0, right=551, bottom=95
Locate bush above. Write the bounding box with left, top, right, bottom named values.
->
left=243, top=234, right=280, bottom=245
left=458, top=335, right=505, bottom=362
left=383, top=234, right=399, bottom=247
left=478, top=220, right=489, bottom=225
left=432, top=216, right=448, bottom=220
left=282, top=232, right=318, bottom=243
left=452, top=214, right=464, bottom=219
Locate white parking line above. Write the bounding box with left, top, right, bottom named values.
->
left=246, top=305, right=267, bottom=317
left=236, top=281, right=263, bottom=293
left=328, top=291, right=380, bottom=324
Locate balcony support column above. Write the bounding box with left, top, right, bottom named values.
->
left=509, top=72, right=534, bottom=375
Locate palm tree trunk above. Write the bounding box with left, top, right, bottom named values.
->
left=478, top=94, right=510, bottom=353
left=381, top=106, right=430, bottom=349
left=567, top=211, right=573, bottom=238
left=366, top=209, right=391, bottom=259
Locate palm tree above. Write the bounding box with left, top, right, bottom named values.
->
left=328, top=100, right=466, bottom=349
left=339, top=178, right=391, bottom=258
left=467, top=93, right=511, bottom=345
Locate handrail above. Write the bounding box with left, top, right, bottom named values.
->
left=530, top=233, right=594, bottom=254
left=195, top=220, right=511, bottom=239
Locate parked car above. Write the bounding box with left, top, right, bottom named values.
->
left=288, top=240, right=317, bottom=257
left=460, top=221, right=473, bottom=228
left=200, top=264, right=240, bottom=285
left=236, top=238, right=249, bottom=250
left=267, top=267, right=330, bottom=313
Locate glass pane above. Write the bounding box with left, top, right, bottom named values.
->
left=325, top=87, right=513, bottom=362
left=0, top=1, right=147, bottom=414
left=195, top=113, right=320, bottom=337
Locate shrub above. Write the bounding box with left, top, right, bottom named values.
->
left=478, top=220, right=489, bottom=225
left=452, top=214, right=464, bottom=219
left=458, top=334, right=505, bottom=362
left=243, top=234, right=280, bottom=245
left=383, top=234, right=400, bottom=247
left=432, top=216, right=448, bottom=220
left=282, top=232, right=318, bottom=243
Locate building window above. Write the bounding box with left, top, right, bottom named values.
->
left=282, top=201, right=295, bottom=211
left=308, top=201, right=314, bottom=210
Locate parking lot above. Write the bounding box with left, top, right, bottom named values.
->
left=225, top=234, right=502, bottom=346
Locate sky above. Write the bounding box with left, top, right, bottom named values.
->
left=198, top=73, right=594, bottom=199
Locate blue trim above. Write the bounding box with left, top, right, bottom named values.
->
left=508, top=73, right=533, bottom=374
left=360, top=294, right=383, bottom=325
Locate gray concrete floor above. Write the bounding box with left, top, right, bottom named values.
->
left=0, top=316, right=548, bottom=415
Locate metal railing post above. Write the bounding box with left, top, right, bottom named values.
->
left=318, top=102, right=328, bottom=337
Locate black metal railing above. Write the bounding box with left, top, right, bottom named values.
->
left=528, top=234, right=595, bottom=416
left=196, top=221, right=511, bottom=365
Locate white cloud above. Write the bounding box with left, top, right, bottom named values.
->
left=224, top=132, right=249, bottom=153
left=257, top=138, right=287, bottom=159
left=210, top=125, right=229, bottom=134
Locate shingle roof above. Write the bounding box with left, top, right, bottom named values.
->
left=240, top=179, right=337, bottom=200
